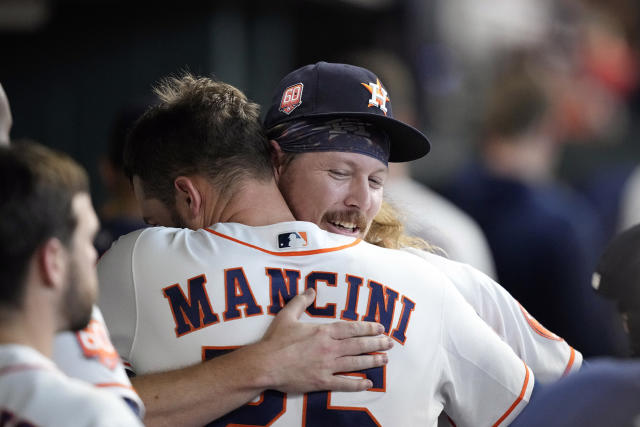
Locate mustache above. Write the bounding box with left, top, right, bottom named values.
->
left=323, top=210, right=369, bottom=231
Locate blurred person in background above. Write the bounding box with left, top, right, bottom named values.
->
left=445, top=55, right=626, bottom=357
left=557, top=4, right=640, bottom=242
left=0, top=142, right=142, bottom=426
left=0, top=82, right=146, bottom=417
left=418, top=0, right=562, bottom=182
left=428, top=0, right=636, bottom=244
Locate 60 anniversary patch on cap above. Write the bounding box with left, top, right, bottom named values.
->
left=264, top=62, right=430, bottom=162
left=279, top=83, right=304, bottom=115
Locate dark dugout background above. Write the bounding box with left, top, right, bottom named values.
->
left=0, top=0, right=422, bottom=206
left=2, top=0, right=639, bottom=209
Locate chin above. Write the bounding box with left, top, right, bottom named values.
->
left=66, top=304, right=94, bottom=333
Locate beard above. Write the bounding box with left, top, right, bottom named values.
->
left=62, top=258, right=95, bottom=332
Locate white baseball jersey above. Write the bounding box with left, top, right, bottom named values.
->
left=53, top=305, right=145, bottom=418
left=403, top=247, right=583, bottom=384
left=98, top=221, right=533, bottom=426
left=0, top=344, right=142, bottom=427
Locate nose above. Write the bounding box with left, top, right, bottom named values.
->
left=344, top=177, right=372, bottom=211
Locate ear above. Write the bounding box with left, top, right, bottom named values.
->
left=37, top=238, right=68, bottom=291
left=174, top=176, right=202, bottom=220
left=270, top=140, right=286, bottom=181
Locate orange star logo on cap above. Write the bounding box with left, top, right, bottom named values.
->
left=361, top=79, right=390, bottom=115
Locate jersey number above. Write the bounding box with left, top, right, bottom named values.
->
left=203, top=347, right=383, bottom=426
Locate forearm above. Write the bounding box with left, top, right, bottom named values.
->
left=133, top=342, right=273, bottom=427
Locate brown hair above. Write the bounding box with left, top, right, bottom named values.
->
left=483, top=64, right=549, bottom=141
left=124, top=73, right=273, bottom=207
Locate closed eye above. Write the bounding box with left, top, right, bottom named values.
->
left=328, top=169, right=349, bottom=179
left=369, top=176, right=384, bottom=189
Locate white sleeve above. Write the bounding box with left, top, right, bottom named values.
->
left=53, top=306, right=145, bottom=417
left=68, top=380, right=144, bottom=427
left=97, top=229, right=143, bottom=374
left=406, top=248, right=582, bottom=384
left=440, top=284, right=534, bottom=427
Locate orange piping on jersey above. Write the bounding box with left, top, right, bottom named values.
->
left=446, top=415, right=457, bottom=427
left=302, top=393, right=309, bottom=426
left=204, top=228, right=361, bottom=256
left=518, top=304, right=563, bottom=341
left=491, top=361, right=531, bottom=427
left=96, top=382, right=137, bottom=392
left=562, top=347, right=576, bottom=377
left=246, top=394, right=265, bottom=407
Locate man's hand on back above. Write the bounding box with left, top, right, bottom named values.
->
left=257, top=287, right=393, bottom=393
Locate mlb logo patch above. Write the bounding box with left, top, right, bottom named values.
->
left=278, top=231, right=308, bottom=248
left=279, top=83, right=304, bottom=115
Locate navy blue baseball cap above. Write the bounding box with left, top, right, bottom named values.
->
left=263, top=62, right=431, bottom=162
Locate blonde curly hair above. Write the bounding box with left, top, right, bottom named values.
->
left=365, top=200, right=443, bottom=255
